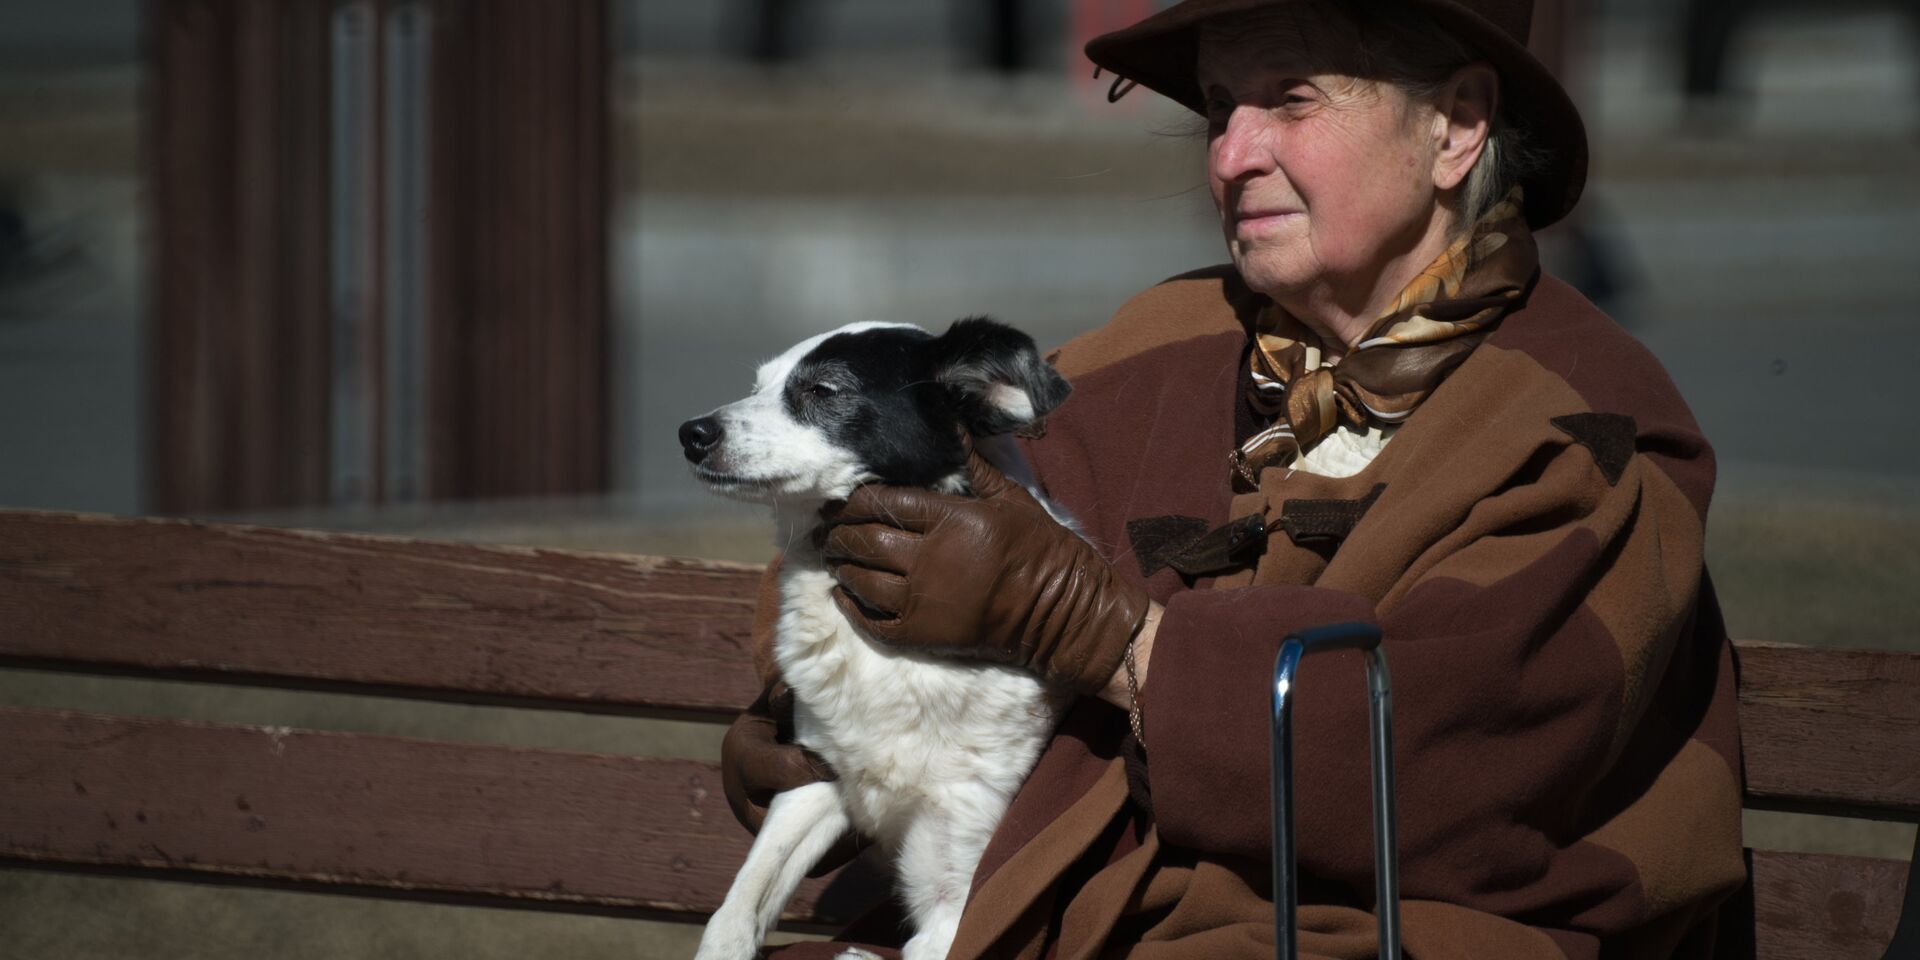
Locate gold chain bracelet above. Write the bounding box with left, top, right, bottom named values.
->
left=1124, top=630, right=1146, bottom=746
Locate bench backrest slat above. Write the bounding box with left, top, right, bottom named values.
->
left=1748, top=849, right=1912, bottom=960
left=0, top=512, right=765, bottom=721
left=1738, top=642, right=1920, bottom=821
left=0, top=703, right=1905, bottom=953
left=0, top=705, right=886, bottom=924
left=0, top=708, right=1906, bottom=954
left=6, top=511, right=1918, bottom=820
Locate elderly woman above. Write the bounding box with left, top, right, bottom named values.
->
left=724, top=1, right=1746, bottom=957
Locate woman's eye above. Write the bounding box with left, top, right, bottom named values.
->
left=1202, top=86, right=1234, bottom=116
left=1276, top=87, right=1316, bottom=109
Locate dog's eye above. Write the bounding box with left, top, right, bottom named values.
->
left=806, top=382, right=837, bottom=400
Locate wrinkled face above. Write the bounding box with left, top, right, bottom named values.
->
left=1198, top=12, right=1441, bottom=307
left=679, top=319, right=1068, bottom=504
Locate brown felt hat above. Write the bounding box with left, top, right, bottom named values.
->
left=1086, top=0, right=1587, bottom=230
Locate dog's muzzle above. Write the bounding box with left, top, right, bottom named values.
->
left=679, top=416, right=723, bottom=464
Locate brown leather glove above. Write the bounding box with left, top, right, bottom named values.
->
left=819, top=449, right=1151, bottom=694
left=719, top=681, right=865, bottom=874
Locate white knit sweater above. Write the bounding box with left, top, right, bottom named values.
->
left=1288, top=422, right=1397, bottom=479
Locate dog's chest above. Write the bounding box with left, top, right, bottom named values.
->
left=772, top=563, right=1057, bottom=838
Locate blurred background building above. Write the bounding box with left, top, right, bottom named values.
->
left=2, top=1, right=1917, bottom=957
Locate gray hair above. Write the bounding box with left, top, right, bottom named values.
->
left=1351, top=6, right=1541, bottom=227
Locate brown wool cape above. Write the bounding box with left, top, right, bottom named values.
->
left=758, top=265, right=1745, bottom=960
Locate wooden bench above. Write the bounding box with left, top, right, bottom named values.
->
left=2, top=509, right=1916, bottom=957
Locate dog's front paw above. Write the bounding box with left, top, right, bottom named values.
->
left=692, top=915, right=760, bottom=960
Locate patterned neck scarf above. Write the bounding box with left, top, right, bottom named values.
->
left=1231, top=187, right=1539, bottom=490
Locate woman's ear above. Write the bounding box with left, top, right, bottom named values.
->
left=1430, top=62, right=1498, bottom=192
left=929, top=317, right=1071, bottom=436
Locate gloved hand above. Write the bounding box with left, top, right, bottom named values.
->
left=720, top=681, right=835, bottom=831
left=719, top=681, right=864, bottom=874
left=818, top=449, right=1151, bottom=694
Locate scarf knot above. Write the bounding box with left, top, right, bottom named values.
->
left=1232, top=187, right=1539, bottom=490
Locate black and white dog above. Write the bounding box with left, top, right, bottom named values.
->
left=680, top=318, right=1073, bottom=960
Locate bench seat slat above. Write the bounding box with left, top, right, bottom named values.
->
left=0, top=511, right=765, bottom=720
left=0, top=707, right=885, bottom=923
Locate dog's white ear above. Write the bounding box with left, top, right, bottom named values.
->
left=929, top=317, right=1071, bottom=435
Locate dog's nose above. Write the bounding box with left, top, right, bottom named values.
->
left=679, top=416, right=723, bottom=463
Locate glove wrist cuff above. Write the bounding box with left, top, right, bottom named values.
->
left=1053, top=579, right=1152, bottom=695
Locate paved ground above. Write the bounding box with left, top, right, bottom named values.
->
left=3, top=8, right=1920, bottom=958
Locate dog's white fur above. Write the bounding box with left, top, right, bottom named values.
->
left=692, top=323, right=1068, bottom=960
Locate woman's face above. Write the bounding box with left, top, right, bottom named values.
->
left=1198, top=15, right=1443, bottom=311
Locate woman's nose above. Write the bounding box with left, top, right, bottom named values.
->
left=1210, top=106, right=1278, bottom=184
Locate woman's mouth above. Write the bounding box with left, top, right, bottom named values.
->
left=1235, top=210, right=1303, bottom=236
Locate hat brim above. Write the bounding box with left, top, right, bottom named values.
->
left=1085, top=0, right=1587, bottom=230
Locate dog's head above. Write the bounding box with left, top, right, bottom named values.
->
left=679, top=318, right=1069, bottom=503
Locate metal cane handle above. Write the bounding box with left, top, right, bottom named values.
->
left=1271, top=623, right=1401, bottom=960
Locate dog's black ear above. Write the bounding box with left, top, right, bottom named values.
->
left=929, top=317, right=1071, bottom=435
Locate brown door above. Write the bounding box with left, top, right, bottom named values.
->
left=150, top=0, right=608, bottom=514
